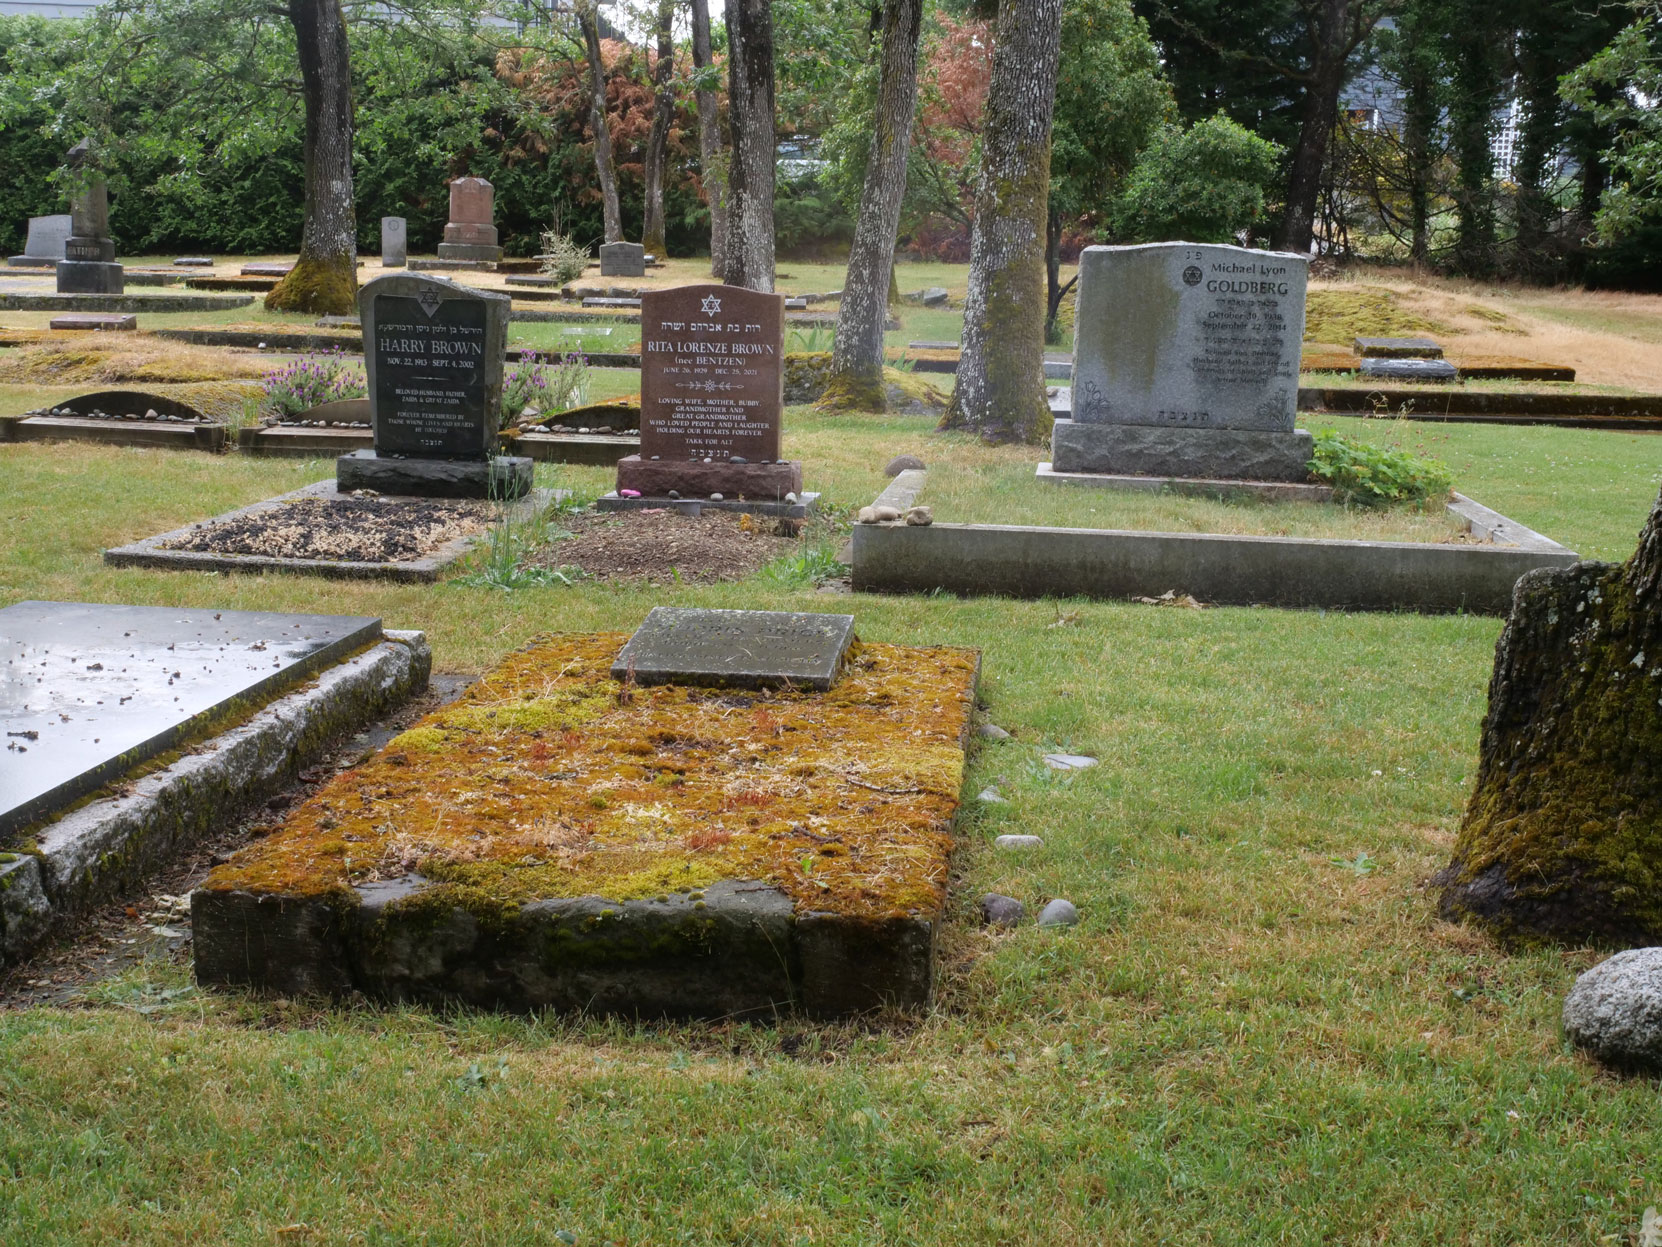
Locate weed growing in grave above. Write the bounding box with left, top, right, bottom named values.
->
left=501, top=350, right=589, bottom=429
left=536, top=227, right=590, bottom=285
left=788, top=325, right=832, bottom=354
left=759, top=542, right=848, bottom=587
left=456, top=481, right=583, bottom=591
left=260, top=350, right=366, bottom=419
left=1307, top=428, right=1453, bottom=508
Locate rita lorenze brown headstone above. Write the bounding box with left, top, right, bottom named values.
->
left=607, top=283, right=815, bottom=516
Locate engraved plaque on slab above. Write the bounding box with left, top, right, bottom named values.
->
left=639, top=284, right=785, bottom=463
left=612, top=607, right=855, bottom=691
left=360, top=273, right=507, bottom=461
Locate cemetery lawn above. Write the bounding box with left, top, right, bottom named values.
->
left=3, top=414, right=1662, bottom=1241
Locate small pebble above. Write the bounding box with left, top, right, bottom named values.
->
left=904, top=505, right=933, bottom=526
left=730, top=455, right=748, bottom=464
left=650, top=455, right=661, bottom=460
left=885, top=454, right=927, bottom=476
left=980, top=894, right=1025, bottom=928
left=785, top=491, right=798, bottom=504
left=619, top=488, right=642, bottom=498
left=703, top=456, right=713, bottom=463
left=1038, top=899, right=1079, bottom=928
left=994, top=834, right=1043, bottom=850
left=1043, top=753, right=1097, bottom=771
left=710, top=492, right=724, bottom=501
left=977, top=787, right=1007, bottom=804
left=667, top=489, right=680, bottom=500
left=978, top=723, right=1012, bottom=742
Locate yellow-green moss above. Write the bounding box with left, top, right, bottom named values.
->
left=202, top=634, right=981, bottom=924
left=1304, top=287, right=1454, bottom=344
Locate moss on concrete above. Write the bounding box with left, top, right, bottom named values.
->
left=266, top=255, right=358, bottom=316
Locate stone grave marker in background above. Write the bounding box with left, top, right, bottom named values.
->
left=56, top=139, right=123, bottom=295
left=335, top=273, right=530, bottom=498
left=7, top=214, right=72, bottom=268
left=1051, top=241, right=1310, bottom=482
left=600, top=241, right=646, bottom=278
left=381, top=216, right=407, bottom=268
left=613, top=607, right=856, bottom=691
left=601, top=283, right=815, bottom=517
left=436, top=177, right=503, bottom=264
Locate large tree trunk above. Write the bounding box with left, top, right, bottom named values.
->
left=825, top=0, right=924, bottom=411
left=578, top=0, right=623, bottom=246
left=641, top=0, right=676, bottom=259
left=1399, top=27, right=1437, bottom=267
left=1274, top=0, right=1354, bottom=254
left=722, top=0, right=776, bottom=292
left=690, top=0, right=728, bottom=276
left=1446, top=5, right=1506, bottom=277
left=266, top=0, right=357, bottom=315
left=940, top=0, right=1063, bottom=445
left=1438, top=488, right=1662, bottom=946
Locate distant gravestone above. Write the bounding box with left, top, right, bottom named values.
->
left=436, top=177, right=503, bottom=264
left=172, top=256, right=214, bottom=267
left=1359, top=357, right=1458, bottom=382
left=335, top=272, right=530, bottom=499
left=7, top=214, right=72, bottom=268
left=49, top=313, right=136, bottom=331
left=599, top=241, right=646, bottom=278
left=1053, top=242, right=1310, bottom=482
left=56, top=139, right=123, bottom=295
left=612, top=607, right=856, bottom=691
left=381, top=216, right=407, bottom=268
left=1355, top=336, right=1442, bottom=359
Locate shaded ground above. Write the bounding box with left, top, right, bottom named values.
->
left=537, top=509, right=809, bottom=582
left=161, top=496, right=491, bottom=562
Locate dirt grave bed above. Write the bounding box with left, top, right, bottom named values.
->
left=535, top=509, right=812, bottom=583
left=160, top=495, right=494, bottom=563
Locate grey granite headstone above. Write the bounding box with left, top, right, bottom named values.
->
left=7, top=214, right=72, bottom=267
left=1354, top=336, right=1442, bottom=359
left=611, top=608, right=856, bottom=691
left=1359, top=357, right=1458, bottom=381
left=381, top=216, right=407, bottom=268
left=56, top=139, right=123, bottom=295
left=600, top=241, right=646, bottom=278
left=337, top=272, right=529, bottom=498
left=1054, top=242, right=1311, bottom=482
left=0, top=601, right=381, bottom=837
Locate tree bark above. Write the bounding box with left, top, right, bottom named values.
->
left=940, top=0, right=1063, bottom=445
left=1438, top=488, right=1662, bottom=946
left=578, top=0, right=623, bottom=246
left=722, top=0, right=776, bottom=292
left=690, top=0, right=728, bottom=276
left=1446, top=1, right=1507, bottom=277
left=1274, top=0, right=1354, bottom=254
left=266, top=0, right=357, bottom=315
left=826, top=0, right=924, bottom=410
left=641, top=0, right=676, bottom=258
left=1044, top=204, right=1077, bottom=343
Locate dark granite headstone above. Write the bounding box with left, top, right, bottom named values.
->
left=338, top=272, right=529, bottom=498
left=1359, top=357, right=1459, bottom=381
left=0, top=601, right=380, bottom=837
left=56, top=139, right=123, bottom=295
left=611, top=608, right=856, bottom=691
left=600, top=241, right=646, bottom=278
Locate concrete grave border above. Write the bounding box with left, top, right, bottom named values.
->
left=1, top=631, right=430, bottom=967
left=104, top=480, right=559, bottom=583
left=850, top=470, right=1580, bottom=614
left=0, top=292, right=255, bottom=313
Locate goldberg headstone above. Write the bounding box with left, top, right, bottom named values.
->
left=56, top=139, right=123, bottom=295
left=381, top=216, right=408, bottom=268
left=600, top=241, right=646, bottom=278
left=1053, top=241, right=1311, bottom=482
left=436, top=177, right=503, bottom=264
left=607, top=283, right=812, bottom=511
left=611, top=607, right=856, bottom=691
left=335, top=273, right=531, bottom=499
left=7, top=214, right=72, bottom=268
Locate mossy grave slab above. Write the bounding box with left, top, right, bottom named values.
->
left=192, top=631, right=980, bottom=1018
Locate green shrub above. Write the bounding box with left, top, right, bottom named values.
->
left=1308, top=429, right=1454, bottom=508
left=1112, top=114, right=1283, bottom=244
left=536, top=229, right=589, bottom=285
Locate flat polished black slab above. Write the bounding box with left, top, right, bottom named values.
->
left=612, top=608, right=855, bottom=691
left=1, top=602, right=380, bottom=838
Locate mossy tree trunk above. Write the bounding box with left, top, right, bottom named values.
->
left=722, top=0, right=776, bottom=293
left=266, top=0, right=356, bottom=316
left=940, top=0, right=1062, bottom=445
left=826, top=0, right=924, bottom=413
left=641, top=0, right=675, bottom=259
left=691, top=0, right=729, bottom=278
left=578, top=0, right=623, bottom=246
left=1438, top=488, right=1662, bottom=946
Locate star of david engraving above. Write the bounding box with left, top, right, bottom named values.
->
left=700, top=293, right=722, bottom=316
left=416, top=289, right=443, bottom=319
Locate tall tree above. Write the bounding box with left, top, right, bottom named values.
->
left=577, top=0, right=624, bottom=244
left=722, top=0, right=776, bottom=290
left=690, top=0, right=728, bottom=274
left=941, top=0, right=1064, bottom=444
left=265, top=0, right=356, bottom=314
left=825, top=0, right=925, bottom=409
left=641, top=0, right=677, bottom=257
left=1444, top=0, right=1509, bottom=275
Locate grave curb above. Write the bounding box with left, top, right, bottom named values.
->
left=0, top=292, right=256, bottom=313
left=1, top=633, right=430, bottom=967
left=1, top=414, right=226, bottom=452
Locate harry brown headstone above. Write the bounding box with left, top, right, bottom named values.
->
left=609, top=283, right=809, bottom=509
left=1052, top=242, right=1311, bottom=482
left=335, top=273, right=531, bottom=499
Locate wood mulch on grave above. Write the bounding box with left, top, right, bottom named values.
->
left=536, top=509, right=806, bottom=582
left=161, top=496, right=492, bottom=563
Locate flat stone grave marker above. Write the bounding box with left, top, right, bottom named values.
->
left=1359, top=357, right=1459, bottom=381
left=241, top=263, right=292, bottom=277
left=8, top=214, right=72, bottom=267
left=49, top=313, right=136, bottom=331
left=0, top=601, right=381, bottom=837
left=560, top=325, right=613, bottom=337
left=612, top=607, right=855, bottom=691
left=173, top=257, right=213, bottom=267
left=1355, top=336, right=1442, bottom=359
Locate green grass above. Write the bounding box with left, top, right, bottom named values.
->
left=3, top=401, right=1662, bottom=1243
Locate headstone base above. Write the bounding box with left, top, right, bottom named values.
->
left=336, top=449, right=532, bottom=500
left=7, top=256, right=55, bottom=269
left=56, top=261, right=125, bottom=295
left=1050, top=418, right=1313, bottom=483
left=436, top=242, right=504, bottom=263
left=595, top=491, right=818, bottom=521
left=615, top=455, right=802, bottom=500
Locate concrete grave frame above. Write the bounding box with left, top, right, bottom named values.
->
left=850, top=470, right=1580, bottom=614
